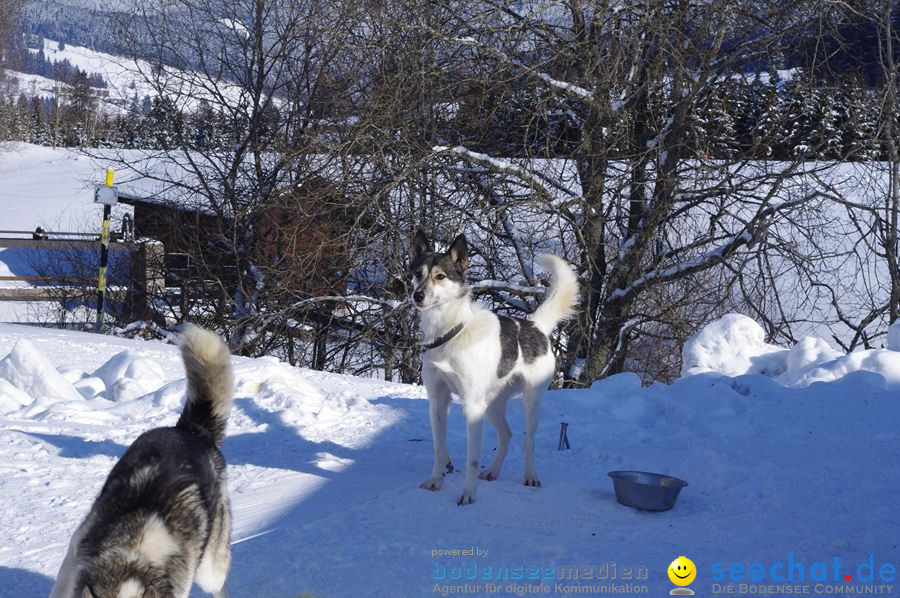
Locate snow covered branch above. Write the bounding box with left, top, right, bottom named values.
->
left=432, top=145, right=580, bottom=202
left=448, top=36, right=595, bottom=102
left=470, top=280, right=546, bottom=296
left=284, top=295, right=404, bottom=313
left=609, top=195, right=818, bottom=305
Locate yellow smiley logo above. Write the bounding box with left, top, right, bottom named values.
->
left=668, top=556, right=696, bottom=586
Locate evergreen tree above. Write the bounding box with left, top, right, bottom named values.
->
left=710, top=81, right=740, bottom=159
left=812, top=88, right=845, bottom=159
left=844, top=85, right=880, bottom=160
left=28, top=96, right=48, bottom=144
left=754, top=79, right=785, bottom=159
left=145, top=95, right=183, bottom=149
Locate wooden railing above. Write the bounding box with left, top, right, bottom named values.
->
left=0, top=236, right=164, bottom=321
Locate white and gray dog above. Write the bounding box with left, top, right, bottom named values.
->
left=50, top=326, right=234, bottom=598
left=410, top=230, right=578, bottom=505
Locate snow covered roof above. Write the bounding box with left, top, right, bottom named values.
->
left=0, top=144, right=133, bottom=233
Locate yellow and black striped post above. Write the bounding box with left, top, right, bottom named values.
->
left=95, top=168, right=114, bottom=332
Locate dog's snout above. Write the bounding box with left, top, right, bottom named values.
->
left=413, top=290, right=425, bottom=304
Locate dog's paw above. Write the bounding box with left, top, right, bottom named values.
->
left=419, top=477, right=444, bottom=491
left=523, top=477, right=542, bottom=488
left=457, top=491, right=477, bottom=506
left=479, top=470, right=500, bottom=481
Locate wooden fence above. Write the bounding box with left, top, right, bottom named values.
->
left=0, top=234, right=165, bottom=321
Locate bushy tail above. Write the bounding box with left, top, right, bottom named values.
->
left=176, top=326, right=234, bottom=447
left=529, top=255, right=579, bottom=335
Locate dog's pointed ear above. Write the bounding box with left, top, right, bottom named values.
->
left=448, top=234, right=468, bottom=271
left=410, top=229, right=432, bottom=264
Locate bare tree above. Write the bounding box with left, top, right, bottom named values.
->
left=96, top=0, right=372, bottom=355
left=93, top=0, right=894, bottom=385
left=872, top=0, right=900, bottom=325
left=795, top=0, right=900, bottom=349
left=391, top=1, right=841, bottom=384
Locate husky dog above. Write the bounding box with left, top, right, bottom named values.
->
left=410, top=230, right=578, bottom=505
left=50, top=326, right=234, bottom=598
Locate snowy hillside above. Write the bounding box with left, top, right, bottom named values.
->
left=26, top=38, right=157, bottom=111
left=1, top=70, right=69, bottom=101
left=14, top=38, right=252, bottom=114
left=0, top=322, right=897, bottom=597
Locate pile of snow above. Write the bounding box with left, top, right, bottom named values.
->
left=0, top=377, right=32, bottom=413
left=681, top=313, right=787, bottom=377
left=683, top=313, right=900, bottom=388
left=91, top=350, right=166, bottom=401
left=0, top=339, right=82, bottom=404
left=0, top=340, right=170, bottom=412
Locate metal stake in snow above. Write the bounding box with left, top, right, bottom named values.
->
left=94, top=169, right=118, bottom=332
left=558, top=422, right=571, bottom=450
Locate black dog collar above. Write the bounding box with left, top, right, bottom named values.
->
left=421, top=322, right=465, bottom=350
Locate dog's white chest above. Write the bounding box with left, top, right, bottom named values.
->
left=424, top=354, right=456, bottom=382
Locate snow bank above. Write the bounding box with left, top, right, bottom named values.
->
left=787, top=348, right=900, bottom=388
left=57, top=366, right=88, bottom=384
left=683, top=313, right=900, bottom=388
left=0, top=338, right=172, bottom=410
left=681, top=314, right=786, bottom=377
left=0, top=339, right=82, bottom=401
left=91, top=350, right=165, bottom=401
left=92, top=350, right=142, bottom=388
left=74, top=376, right=106, bottom=399
left=107, top=377, right=148, bottom=402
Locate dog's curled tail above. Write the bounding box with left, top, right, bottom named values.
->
left=176, top=325, right=234, bottom=447
left=530, top=254, right=579, bottom=336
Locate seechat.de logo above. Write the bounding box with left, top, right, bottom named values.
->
left=668, top=556, right=696, bottom=595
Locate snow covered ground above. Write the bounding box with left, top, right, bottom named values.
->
left=0, top=319, right=898, bottom=597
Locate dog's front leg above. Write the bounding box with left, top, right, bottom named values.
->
left=420, top=376, right=451, bottom=491
left=457, top=411, right=485, bottom=506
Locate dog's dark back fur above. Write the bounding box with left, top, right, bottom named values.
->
left=60, top=326, right=234, bottom=598
left=77, top=428, right=225, bottom=595
left=497, top=316, right=549, bottom=378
